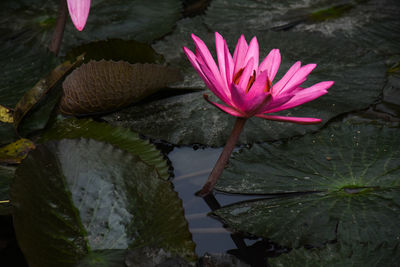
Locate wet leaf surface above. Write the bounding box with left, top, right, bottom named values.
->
left=270, top=243, right=400, bottom=267
left=0, top=0, right=182, bottom=53
left=105, top=29, right=385, bottom=146
left=40, top=117, right=170, bottom=180
left=213, top=123, right=400, bottom=248
left=11, top=139, right=196, bottom=266
left=60, top=60, right=182, bottom=116
left=0, top=166, right=14, bottom=215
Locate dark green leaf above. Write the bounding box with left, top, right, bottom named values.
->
left=216, top=123, right=400, bottom=194
left=0, top=165, right=14, bottom=215
left=0, top=138, right=35, bottom=164
left=213, top=123, right=400, bottom=248
left=11, top=139, right=196, bottom=266
left=40, top=117, right=170, bottom=180
left=59, top=60, right=182, bottom=116
left=76, top=250, right=126, bottom=267
left=270, top=243, right=400, bottom=267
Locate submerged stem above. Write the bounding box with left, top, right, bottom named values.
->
left=49, top=0, right=68, bottom=55
left=196, top=117, right=247, bottom=197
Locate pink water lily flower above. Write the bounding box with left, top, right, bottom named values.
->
left=183, top=32, right=334, bottom=124
left=67, top=0, right=91, bottom=31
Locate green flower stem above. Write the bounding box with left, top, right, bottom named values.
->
left=196, top=117, right=247, bottom=197
left=49, top=0, right=68, bottom=55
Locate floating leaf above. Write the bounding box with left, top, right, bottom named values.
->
left=213, top=123, right=400, bottom=248
left=76, top=250, right=126, bottom=267
left=105, top=29, right=385, bottom=146
left=59, top=60, right=182, bottom=116
left=66, top=39, right=164, bottom=64
left=270, top=243, right=400, bottom=267
left=40, top=117, right=170, bottom=180
left=125, top=247, right=191, bottom=266
left=0, top=0, right=182, bottom=53
left=0, top=105, right=13, bottom=123
left=0, top=40, right=59, bottom=108
left=0, top=138, right=35, bottom=164
left=11, top=139, right=196, bottom=266
left=0, top=165, right=14, bottom=215
left=13, top=55, right=84, bottom=132
left=0, top=123, right=17, bottom=146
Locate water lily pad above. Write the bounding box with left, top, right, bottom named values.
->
left=270, top=243, right=400, bottom=267
left=0, top=138, right=35, bottom=164
left=0, top=123, right=17, bottom=147
left=40, top=117, right=170, bottom=180
left=0, top=39, right=59, bottom=108
left=59, top=60, right=182, bottom=116
left=216, top=123, right=400, bottom=193
left=76, top=250, right=126, bottom=267
left=66, top=39, right=164, bottom=64
left=105, top=29, right=385, bottom=146
left=11, top=139, right=196, bottom=266
left=213, top=123, right=400, bottom=248
left=0, top=165, right=14, bottom=215
left=0, top=0, right=182, bottom=53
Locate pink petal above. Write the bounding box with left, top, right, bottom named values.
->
left=246, top=70, right=269, bottom=99
left=266, top=81, right=334, bottom=113
left=224, top=40, right=234, bottom=86
left=215, top=32, right=229, bottom=89
left=230, top=83, right=270, bottom=116
left=233, top=35, right=249, bottom=75
left=258, top=49, right=281, bottom=81
left=67, top=0, right=91, bottom=31
left=276, top=64, right=317, bottom=96
left=255, top=114, right=322, bottom=124
left=273, top=61, right=301, bottom=95
left=244, top=36, right=259, bottom=73
left=197, top=59, right=232, bottom=104
left=238, top=58, right=255, bottom=90
left=191, top=34, right=225, bottom=91
left=203, top=94, right=245, bottom=117
left=259, top=94, right=294, bottom=113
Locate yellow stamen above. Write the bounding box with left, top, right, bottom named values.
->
left=233, top=68, right=244, bottom=85
left=246, top=70, right=256, bottom=93
left=265, top=77, right=273, bottom=93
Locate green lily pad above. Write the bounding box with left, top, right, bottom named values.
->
left=0, top=40, right=59, bottom=108
left=0, top=123, right=17, bottom=147
left=270, top=243, right=400, bottom=267
left=0, top=165, right=14, bottom=215
left=76, top=250, right=126, bottom=267
left=59, top=60, right=182, bottom=116
left=213, top=123, right=400, bottom=248
left=11, top=139, right=196, bottom=266
left=66, top=39, right=164, bottom=64
left=216, top=123, right=400, bottom=194
left=104, top=28, right=385, bottom=146
left=40, top=117, right=170, bottom=180
left=0, top=0, right=182, bottom=54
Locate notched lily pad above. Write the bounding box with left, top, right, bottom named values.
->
left=0, top=138, right=35, bottom=164
left=60, top=60, right=182, bottom=116
left=11, top=139, right=196, bottom=266
left=213, top=123, right=400, bottom=248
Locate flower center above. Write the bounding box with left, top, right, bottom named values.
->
left=232, top=68, right=257, bottom=93
left=264, top=77, right=272, bottom=93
